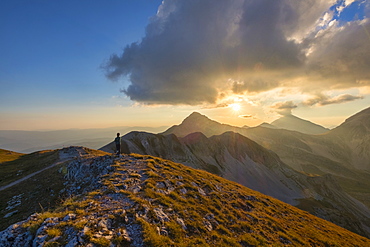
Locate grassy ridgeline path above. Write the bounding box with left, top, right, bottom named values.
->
left=0, top=159, right=70, bottom=192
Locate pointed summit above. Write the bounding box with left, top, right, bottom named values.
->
left=161, top=112, right=247, bottom=137
left=270, top=114, right=330, bottom=134
left=180, top=112, right=211, bottom=124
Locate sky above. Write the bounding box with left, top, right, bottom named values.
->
left=1, top=0, right=370, bottom=130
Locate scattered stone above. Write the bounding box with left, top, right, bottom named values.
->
left=215, top=184, right=223, bottom=191
left=82, top=226, right=90, bottom=237
left=245, top=195, right=257, bottom=201
left=159, top=227, right=168, bottom=236
left=204, top=220, right=213, bottom=231
left=176, top=181, right=184, bottom=186
left=125, top=223, right=144, bottom=247
left=156, top=189, right=168, bottom=195
left=280, top=237, right=292, bottom=244
left=153, top=208, right=170, bottom=222
left=65, top=236, right=79, bottom=247
left=3, top=210, right=18, bottom=218
left=63, top=213, right=76, bottom=222
left=156, top=182, right=166, bottom=189
left=198, top=187, right=206, bottom=196
left=179, top=188, right=187, bottom=194
left=191, top=182, right=198, bottom=187
left=6, top=194, right=23, bottom=211
left=45, top=236, right=61, bottom=245
left=176, top=217, right=187, bottom=230
left=98, top=218, right=110, bottom=231
left=205, top=213, right=215, bottom=220
left=33, top=234, right=48, bottom=247
left=132, top=185, right=141, bottom=193
left=118, top=228, right=131, bottom=242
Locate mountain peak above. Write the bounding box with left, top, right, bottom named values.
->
left=187, top=111, right=204, bottom=118
left=1, top=152, right=369, bottom=246
left=270, top=114, right=330, bottom=135
left=162, top=112, right=246, bottom=137
left=182, top=112, right=211, bottom=123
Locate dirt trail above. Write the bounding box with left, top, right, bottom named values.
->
left=0, top=154, right=145, bottom=192
left=0, top=159, right=70, bottom=192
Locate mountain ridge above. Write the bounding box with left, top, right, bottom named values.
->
left=163, top=111, right=331, bottom=137
left=100, top=131, right=370, bottom=237
left=0, top=126, right=168, bottom=153
left=161, top=112, right=247, bottom=138
left=269, top=114, right=330, bottom=135
left=1, top=149, right=369, bottom=246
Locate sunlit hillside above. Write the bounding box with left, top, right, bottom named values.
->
left=1, top=149, right=369, bottom=246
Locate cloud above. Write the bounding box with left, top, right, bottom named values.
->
left=239, top=114, right=253, bottom=119
left=272, top=101, right=298, bottom=110
left=305, top=20, right=370, bottom=88
left=104, top=0, right=370, bottom=106
left=271, top=101, right=297, bottom=115
left=303, top=94, right=364, bottom=106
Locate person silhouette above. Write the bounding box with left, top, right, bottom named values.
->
left=114, top=133, right=121, bottom=155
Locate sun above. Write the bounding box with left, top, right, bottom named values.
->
left=230, top=103, right=241, bottom=112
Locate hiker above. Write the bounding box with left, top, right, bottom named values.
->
left=114, top=133, right=121, bottom=155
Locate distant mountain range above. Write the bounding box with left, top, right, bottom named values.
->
left=162, top=111, right=330, bottom=137
left=0, top=126, right=167, bottom=153
left=101, top=106, right=370, bottom=237
left=0, top=111, right=331, bottom=153
left=162, top=112, right=244, bottom=137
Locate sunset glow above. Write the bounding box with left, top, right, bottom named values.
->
left=1, top=0, right=369, bottom=130
left=230, top=103, right=241, bottom=112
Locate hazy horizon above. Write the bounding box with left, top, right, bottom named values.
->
left=1, top=1, right=370, bottom=131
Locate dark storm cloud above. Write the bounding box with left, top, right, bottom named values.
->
left=104, top=0, right=304, bottom=104
left=231, top=78, right=279, bottom=94
left=104, top=0, right=370, bottom=105
left=306, top=21, right=370, bottom=87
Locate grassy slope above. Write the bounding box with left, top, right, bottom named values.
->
left=0, top=150, right=59, bottom=187
left=0, top=147, right=110, bottom=231
left=0, top=149, right=66, bottom=231
left=15, top=153, right=370, bottom=246
left=0, top=162, right=66, bottom=231
left=0, top=149, right=23, bottom=163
